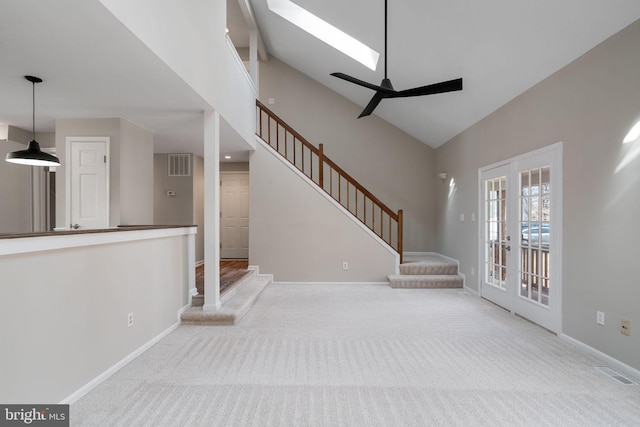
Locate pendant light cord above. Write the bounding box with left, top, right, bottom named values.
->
left=31, top=80, right=36, bottom=140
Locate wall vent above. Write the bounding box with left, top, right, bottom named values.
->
left=168, top=154, right=191, bottom=177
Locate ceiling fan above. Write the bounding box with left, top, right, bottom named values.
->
left=331, top=0, right=463, bottom=118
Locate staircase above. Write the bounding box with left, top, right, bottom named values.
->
left=257, top=100, right=403, bottom=262
left=388, top=253, right=464, bottom=289
left=181, top=269, right=271, bottom=325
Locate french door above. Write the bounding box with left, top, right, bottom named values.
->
left=479, top=144, right=562, bottom=333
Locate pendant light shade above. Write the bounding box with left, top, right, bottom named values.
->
left=5, top=76, right=60, bottom=167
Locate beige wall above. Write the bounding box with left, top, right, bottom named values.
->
left=120, top=119, right=154, bottom=224
left=154, top=153, right=205, bottom=262
left=0, top=141, right=32, bottom=232
left=0, top=229, right=193, bottom=403
left=259, top=57, right=436, bottom=252
left=435, top=20, right=640, bottom=370
left=221, top=161, right=249, bottom=172
left=192, top=155, right=205, bottom=262
left=154, top=154, right=194, bottom=225
left=250, top=141, right=398, bottom=282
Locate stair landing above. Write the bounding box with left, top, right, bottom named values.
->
left=389, top=253, right=463, bottom=289
left=181, top=270, right=271, bottom=325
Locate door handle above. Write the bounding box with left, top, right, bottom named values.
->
left=71, top=223, right=80, bottom=229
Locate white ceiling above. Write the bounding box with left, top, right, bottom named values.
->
left=247, top=0, right=640, bottom=148
left=2, top=0, right=640, bottom=160
left=0, top=0, right=249, bottom=161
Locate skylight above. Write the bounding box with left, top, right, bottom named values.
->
left=267, top=0, right=379, bottom=70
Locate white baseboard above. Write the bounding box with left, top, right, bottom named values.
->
left=60, top=304, right=189, bottom=404
left=403, top=251, right=430, bottom=257
left=463, top=285, right=479, bottom=296
left=274, top=281, right=390, bottom=286
left=559, top=333, right=640, bottom=381
left=248, top=265, right=274, bottom=282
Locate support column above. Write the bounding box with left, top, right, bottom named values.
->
left=203, top=110, right=221, bottom=310
left=249, top=29, right=258, bottom=89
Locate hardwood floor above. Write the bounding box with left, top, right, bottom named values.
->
left=196, top=259, right=250, bottom=296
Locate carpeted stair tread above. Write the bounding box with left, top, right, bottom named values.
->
left=400, top=254, right=459, bottom=276
left=181, top=275, right=271, bottom=325
left=388, top=274, right=463, bottom=289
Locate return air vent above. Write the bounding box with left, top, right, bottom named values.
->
left=594, top=367, right=637, bottom=385
left=168, top=154, right=191, bottom=177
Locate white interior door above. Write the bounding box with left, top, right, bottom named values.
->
left=220, top=172, right=249, bottom=259
left=479, top=144, right=562, bottom=333
left=66, top=137, right=109, bottom=230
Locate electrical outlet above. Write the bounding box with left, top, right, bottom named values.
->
left=342, top=262, right=349, bottom=270
left=621, top=319, right=631, bottom=336
left=597, top=311, right=605, bottom=326
left=127, top=312, right=134, bottom=328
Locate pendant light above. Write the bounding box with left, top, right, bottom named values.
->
left=5, top=75, right=60, bottom=167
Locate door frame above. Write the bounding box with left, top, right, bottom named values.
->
left=65, top=136, right=110, bottom=230
left=477, top=142, right=563, bottom=333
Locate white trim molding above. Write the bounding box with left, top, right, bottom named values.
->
left=560, top=333, right=640, bottom=381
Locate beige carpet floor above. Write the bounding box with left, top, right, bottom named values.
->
left=71, top=284, right=640, bottom=426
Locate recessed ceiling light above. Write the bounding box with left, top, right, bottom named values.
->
left=224, top=155, right=231, bottom=159
left=267, top=0, right=379, bottom=70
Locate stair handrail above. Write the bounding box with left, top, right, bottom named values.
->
left=256, top=100, right=403, bottom=262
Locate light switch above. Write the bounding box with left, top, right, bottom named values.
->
left=459, top=213, right=465, bottom=222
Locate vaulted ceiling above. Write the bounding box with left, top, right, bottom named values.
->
left=242, top=0, right=640, bottom=148
left=2, top=1, right=640, bottom=159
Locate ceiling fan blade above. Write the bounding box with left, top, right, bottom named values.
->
left=331, top=72, right=395, bottom=95
left=358, top=91, right=385, bottom=118
left=393, top=78, right=463, bottom=98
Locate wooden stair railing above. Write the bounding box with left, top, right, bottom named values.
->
left=256, top=100, right=403, bottom=262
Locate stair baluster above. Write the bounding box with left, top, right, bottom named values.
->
left=256, top=100, right=403, bottom=262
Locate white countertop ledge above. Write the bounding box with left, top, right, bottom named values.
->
left=0, top=226, right=197, bottom=256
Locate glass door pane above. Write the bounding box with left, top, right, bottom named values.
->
left=484, top=176, right=508, bottom=289
left=519, top=166, right=551, bottom=306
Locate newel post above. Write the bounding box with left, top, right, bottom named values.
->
left=318, top=143, right=324, bottom=189
left=397, top=209, right=403, bottom=264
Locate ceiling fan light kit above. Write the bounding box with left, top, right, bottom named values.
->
left=331, top=0, right=463, bottom=118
